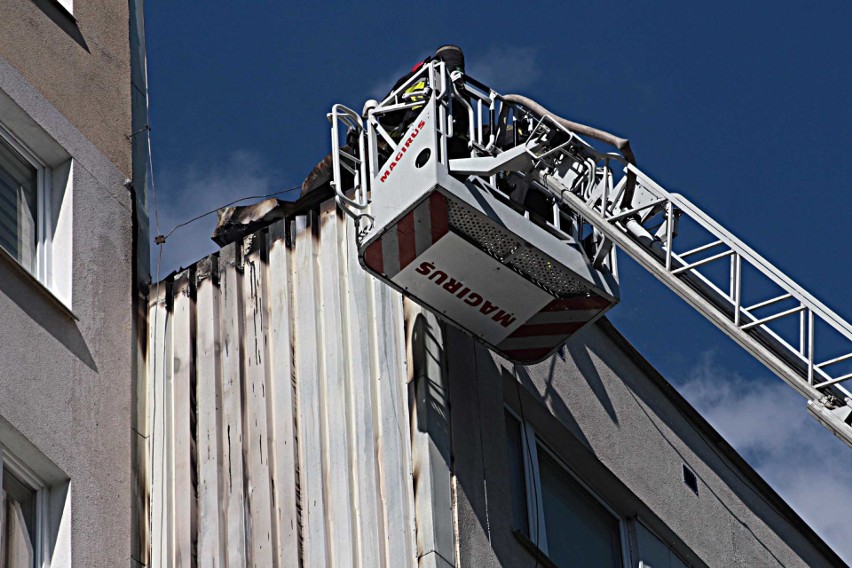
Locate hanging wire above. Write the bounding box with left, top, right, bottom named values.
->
left=138, top=12, right=161, bottom=558
left=154, top=184, right=301, bottom=245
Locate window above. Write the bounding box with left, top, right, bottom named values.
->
left=0, top=451, right=45, bottom=568
left=0, top=136, right=38, bottom=276
left=505, top=411, right=626, bottom=567
left=0, top=120, right=73, bottom=309
left=632, top=521, right=689, bottom=568
left=0, top=432, right=71, bottom=568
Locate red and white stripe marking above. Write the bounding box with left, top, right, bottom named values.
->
left=362, top=191, right=614, bottom=365
left=363, top=192, right=448, bottom=277
left=497, top=295, right=612, bottom=363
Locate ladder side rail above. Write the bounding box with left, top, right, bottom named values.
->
left=625, top=167, right=852, bottom=394
left=628, top=164, right=852, bottom=341
left=595, top=182, right=830, bottom=389
left=539, top=170, right=850, bottom=404
left=539, top=170, right=852, bottom=399
left=662, top=244, right=838, bottom=392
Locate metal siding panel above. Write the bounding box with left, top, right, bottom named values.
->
left=389, top=275, right=419, bottom=567
left=242, top=239, right=276, bottom=566
left=407, top=304, right=455, bottom=568
left=220, top=244, right=248, bottom=566
left=265, top=222, right=300, bottom=566
left=149, top=284, right=172, bottom=566
left=372, top=278, right=417, bottom=566
left=342, top=214, right=383, bottom=567
left=317, top=207, right=357, bottom=565
left=172, top=273, right=194, bottom=567
left=195, top=261, right=226, bottom=567
left=292, top=214, right=329, bottom=567
left=148, top=212, right=421, bottom=568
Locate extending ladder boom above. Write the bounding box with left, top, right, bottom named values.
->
left=535, top=165, right=852, bottom=448
left=329, top=60, right=852, bottom=448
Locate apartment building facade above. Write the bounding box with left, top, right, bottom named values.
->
left=0, top=1, right=148, bottom=566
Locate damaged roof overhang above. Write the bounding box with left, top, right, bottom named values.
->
left=212, top=149, right=346, bottom=247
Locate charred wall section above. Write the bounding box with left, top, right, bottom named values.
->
left=145, top=205, right=417, bottom=566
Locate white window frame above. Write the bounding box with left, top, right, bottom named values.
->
left=55, top=0, right=74, bottom=16
left=0, top=124, right=50, bottom=283
left=506, top=408, right=631, bottom=567
left=0, top=121, right=73, bottom=311
left=0, top=446, right=50, bottom=568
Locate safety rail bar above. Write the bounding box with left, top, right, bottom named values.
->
left=329, top=104, right=372, bottom=235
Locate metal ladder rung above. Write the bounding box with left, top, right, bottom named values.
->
left=607, top=198, right=667, bottom=222
left=817, top=352, right=852, bottom=369
left=745, top=293, right=794, bottom=312
left=814, top=372, right=852, bottom=390
left=680, top=240, right=724, bottom=259
left=671, top=249, right=734, bottom=275
left=340, top=161, right=359, bottom=176
left=338, top=149, right=362, bottom=164
left=740, top=305, right=806, bottom=330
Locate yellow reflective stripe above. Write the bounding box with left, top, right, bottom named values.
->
left=403, top=80, right=427, bottom=95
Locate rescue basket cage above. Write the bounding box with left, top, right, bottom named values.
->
left=328, top=60, right=624, bottom=365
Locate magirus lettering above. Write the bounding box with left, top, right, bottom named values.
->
left=415, top=261, right=516, bottom=328
left=380, top=120, right=426, bottom=183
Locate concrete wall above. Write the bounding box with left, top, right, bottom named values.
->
left=0, top=1, right=136, bottom=566
left=440, top=321, right=844, bottom=567
left=0, top=0, right=133, bottom=174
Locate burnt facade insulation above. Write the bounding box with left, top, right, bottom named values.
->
left=145, top=200, right=844, bottom=566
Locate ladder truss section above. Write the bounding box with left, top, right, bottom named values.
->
left=535, top=165, right=852, bottom=447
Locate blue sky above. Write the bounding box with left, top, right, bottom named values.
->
left=144, top=1, right=852, bottom=560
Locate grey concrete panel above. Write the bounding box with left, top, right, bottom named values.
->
left=0, top=0, right=132, bottom=174
left=0, top=161, right=134, bottom=567
left=0, top=55, right=131, bottom=208
left=442, top=320, right=843, bottom=567
left=0, top=7, right=137, bottom=561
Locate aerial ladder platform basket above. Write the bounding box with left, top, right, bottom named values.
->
left=331, top=62, right=619, bottom=365
left=329, top=61, right=852, bottom=447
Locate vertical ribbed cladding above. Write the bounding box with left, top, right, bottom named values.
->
left=194, top=254, right=227, bottom=568
left=146, top=204, right=417, bottom=566
left=266, top=219, right=300, bottom=567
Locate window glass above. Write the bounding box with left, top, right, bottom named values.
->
left=538, top=450, right=622, bottom=567
left=2, top=467, right=37, bottom=567
left=634, top=521, right=689, bottom=568
left=504, top=413, right=528, bottom=535
left=0, top=137, right=37, bottom=274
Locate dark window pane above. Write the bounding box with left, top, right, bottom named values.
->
left=504, top=413, right=528, bottom=535
left=0, top=136, right=38, bottom=274
left=3, top=467, right=38, bottom=564
left=538, top=450, right=621, bottom=567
